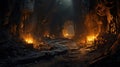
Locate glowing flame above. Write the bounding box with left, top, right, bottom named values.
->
left=85, top=35, right=97, bottom=45
left=21, top=33, right=42, bottom=48
left=23, top=33, right=34, bottom=44
left=64, top=33, right=69, bottom=37
left=25, top=37, right=33, bottom=44
left=63, top=32, right=72, bottom=39
left=87, top=35, right=96, bottom=42
left=62, top=20, right=75, bottom=39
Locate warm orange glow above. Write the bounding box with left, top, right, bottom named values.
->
left=87, top=35, right=96, bottom=42
left=23, top=33, right=34, bottom=44
left=21, top=33, right=42, bottom=48
left=63, top=32, right=72, bottom=39
left=62, top=20, right=75, bottom=39
left=64, top=33, right=69, bottom=37
left=86, top=35, right=98, bottom=45
left=25, top=37, right=33, bottom=44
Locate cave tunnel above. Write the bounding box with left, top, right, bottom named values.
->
left=0, top=0, right=120, bottom=67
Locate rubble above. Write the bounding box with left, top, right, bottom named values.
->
left=0, top=0, right=120, bottom=67
left=0, top=35, right=69, bottom=66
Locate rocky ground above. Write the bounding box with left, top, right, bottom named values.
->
left=0, top=30, right=120, bottom=67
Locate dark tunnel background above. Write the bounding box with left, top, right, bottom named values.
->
left=0, top=0, right=120, bottom=67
